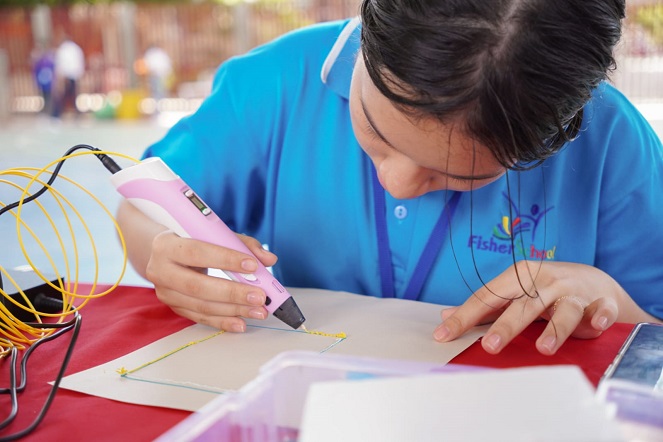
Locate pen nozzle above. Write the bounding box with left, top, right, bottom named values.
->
left=273, top=297, right=305, bottom=330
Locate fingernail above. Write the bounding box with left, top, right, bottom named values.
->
left=434, top=325, right=450, bottom=341
left=231, top=323, right=245, bottom=333
left=241, top=259, right=257, bottom=272
left=483, top=333, right=502, bottom=352
left=542, top=335, right=557, bottom=352
left=597, top=316, right=608, bottom=330
left=247, top=292, right=264, bottom=305
left=248, top=308, right=266, bottom=320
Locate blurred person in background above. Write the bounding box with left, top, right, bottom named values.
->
left=143, top=44, right=173, bottom=103
left=31, top=41, right=55, bottom=116
left=52, top=34, right=85, bottom=119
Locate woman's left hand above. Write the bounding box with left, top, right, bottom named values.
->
left=432, top=260, right=656, bottom=355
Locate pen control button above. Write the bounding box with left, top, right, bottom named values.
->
left=239, top=273, right=257, bottom=282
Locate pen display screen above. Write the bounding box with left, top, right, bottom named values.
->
left=186, top=192, right=208, bottom=213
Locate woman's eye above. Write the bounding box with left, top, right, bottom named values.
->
left=364, top=122, right=380, bottom=141
left=442, top=176, right=474, bottom=190
left=446, top=175, right=474, bottom=185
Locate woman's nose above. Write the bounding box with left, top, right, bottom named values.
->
left=377, top=160, right=429, bottom=200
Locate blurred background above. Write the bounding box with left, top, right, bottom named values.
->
left=0, top=0, right=661, bottom=288
left=0, top=0, right=362, bottom=122
left=0, top=0, right=661, bottom=123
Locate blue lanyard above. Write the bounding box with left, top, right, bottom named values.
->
left=371, top=166, right=461, bottom=301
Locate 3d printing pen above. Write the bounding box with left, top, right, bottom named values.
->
left=109, top=157, right=306, bottom=330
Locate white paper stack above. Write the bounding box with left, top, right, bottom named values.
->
left=300, top=365, right=624, bottom=442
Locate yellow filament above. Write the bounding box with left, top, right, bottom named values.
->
left=116, top=327, right=346, bottom=378
left=0, top=149, right=139, bottom=353
left=117, top=331, right=226, bottom=376
left=304, top=329, right=347, bottom=339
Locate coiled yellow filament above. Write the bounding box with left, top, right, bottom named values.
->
left=0, top=150, right=139, bottom=357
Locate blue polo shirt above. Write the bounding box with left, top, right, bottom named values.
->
left=144, top=19, right=663, bottom=318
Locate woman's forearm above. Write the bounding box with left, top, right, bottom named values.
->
left=116, top=199, right=167, bottom=279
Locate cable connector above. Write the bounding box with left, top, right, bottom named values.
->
left=2, top=268, right=64, bottom=322
left=94, top=152, right=123, bottom=174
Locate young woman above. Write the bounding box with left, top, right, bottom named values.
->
left=117, top=0, right=663, bottom=355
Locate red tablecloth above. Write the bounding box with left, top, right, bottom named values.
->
left=0, top=285, right=632, bottom=441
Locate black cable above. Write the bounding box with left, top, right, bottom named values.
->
left=1, top=317, right=81, bottom=394
left=0, top=145, right=121, bottom=438
left=0, top=348, right=19, bottom=431
left=0, top=143, right=122, bottom=219
left=0, top=314, right=82, bottom=441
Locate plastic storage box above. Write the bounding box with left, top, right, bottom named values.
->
left=156, top=350, right=477, bottom=442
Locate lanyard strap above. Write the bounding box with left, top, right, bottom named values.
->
left=371, top=166, right=461, bottom=301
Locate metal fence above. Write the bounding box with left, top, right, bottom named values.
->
left=0, top=0, right=661, bottom=116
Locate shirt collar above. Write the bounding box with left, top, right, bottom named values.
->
left=320, top=17, right=361, bottom=100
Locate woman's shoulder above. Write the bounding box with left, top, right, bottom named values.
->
left=208, top=19, right=354, bottom=96
left=226, top=19, right=354, bottom=70
left=574, top=82, right=661, bottom=157
left=546, top=82, right=661, bottom=192
left=585, top=83, right=654, bottom=132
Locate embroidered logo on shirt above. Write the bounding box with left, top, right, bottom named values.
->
left=468, top=192, right=557, bottom=260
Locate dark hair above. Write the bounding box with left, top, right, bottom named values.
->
left=360, top=0, right=625, bottom=169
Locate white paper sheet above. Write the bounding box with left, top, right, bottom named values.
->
left=59, top=288, right=487, bottom=411
left=299, top=365, right=625, bottom=442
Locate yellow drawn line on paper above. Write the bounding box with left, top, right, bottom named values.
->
left=116, top=327, right=347, bottom=377
left=305, top=329, right=347, bottom=339
left=117, top=330, right=225, bottom=376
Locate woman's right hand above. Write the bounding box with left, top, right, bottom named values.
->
left=144, top=230, right=276, bottom=332
left=117, top=199, right=274, bottom=331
